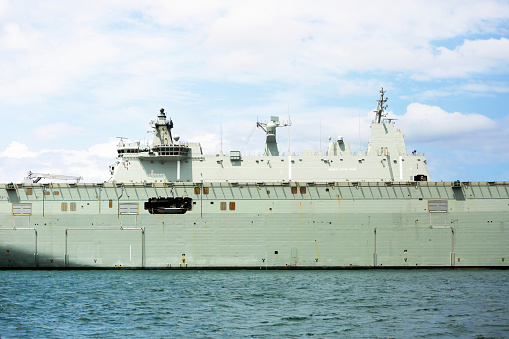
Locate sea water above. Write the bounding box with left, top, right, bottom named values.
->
left=0, top=270, right=508, bottom=338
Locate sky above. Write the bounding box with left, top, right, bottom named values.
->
left=0, top=0, right=508, bottom=183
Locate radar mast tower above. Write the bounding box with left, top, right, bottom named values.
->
left=257, top=116, right=291, bottom=156
left=374, top=87, right=388, bottom=124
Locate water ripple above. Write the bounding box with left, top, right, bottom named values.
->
left=0, top=270, right=508, bottom=338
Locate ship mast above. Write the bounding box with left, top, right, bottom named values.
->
left=374, top=87, right=388, bottom=124
left=150, top=108, right=174, bottom=146
left=257, top=116, right=291, bottom=156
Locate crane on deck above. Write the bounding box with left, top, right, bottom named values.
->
left=24, top=171, right=83, bottom=184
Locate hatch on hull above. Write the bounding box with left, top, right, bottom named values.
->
left=144, top=197, right=193, bottom=214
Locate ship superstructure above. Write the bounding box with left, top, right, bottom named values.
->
left=1, top=89, right=507, bottom=269
left=111, top=89, right=429, bottom=184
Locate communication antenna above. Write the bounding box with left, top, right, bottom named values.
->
left=288, top=105, right=292, bottom=182
left=358, top=104, right=361, bottom=154
left=220, top=114, right=223, bottom=154
left=319, top=120, right=322, bottom=154
left=374, top=87, right=388, bottom=123
left=288, top=105, right=291, bottom=155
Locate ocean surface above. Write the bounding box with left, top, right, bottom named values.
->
left=0, top=269, right=508, bottom=338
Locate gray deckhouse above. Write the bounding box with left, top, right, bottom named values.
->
left=111, top=89, right=429, bottom=183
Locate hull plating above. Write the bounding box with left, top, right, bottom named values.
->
left=1, top=181, right=507, bottom=269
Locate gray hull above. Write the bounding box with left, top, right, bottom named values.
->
left=2, top=91, right=507, bottom=269
left=1, top=180, right=507, bottom=269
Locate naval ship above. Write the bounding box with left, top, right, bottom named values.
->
left=1, top=89, right=507, bottom=269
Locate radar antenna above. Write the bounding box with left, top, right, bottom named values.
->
left=374, top=87, right=388, bottom=124
left=257, top=116, right=291, bottom=156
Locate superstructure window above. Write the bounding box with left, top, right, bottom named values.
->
left=61, top=202, right=68, bottom=211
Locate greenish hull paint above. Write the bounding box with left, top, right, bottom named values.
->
left=1, top=90, right=507, bottom=269
left=1, top=181, right=507, bottom=268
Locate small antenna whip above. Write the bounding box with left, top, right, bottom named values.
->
left=288, top=105, right=291, bottom=155
left=288, top=105, right=292, bottom=182
left=220, top=114, right=223, bottom=154
left=358, top=104, right=361, bottom=154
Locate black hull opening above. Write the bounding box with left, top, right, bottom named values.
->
left=144, top=197, right=193, bottom=214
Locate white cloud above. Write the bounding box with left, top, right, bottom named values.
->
left=1, top=141, right=42, bottom=158
left=0, top=1, right=508, bottom=182
left=388, top=103, right=509, bottom=157
left=1, top=103, right=507, bottom=183
left=1, top=23, right=41, bottom=51
left=401, top=103, right=495, bottom=133
left=424, top=38, right=509, bottom=78
left=0, top=0, right=8, bottom=16
left=459, top=81, right=509, bottom=94
left=88, top=139, right=118, bottom=158
left=336, top=80, right=393, bottom=97
left=402, top=81, right=509, bottom=101
left=0, top=139, right=117, bottom=182
left=58, top=139, right=117, bottom=166
left=1, top=1, right=508, bottom=105
left=32, top=122, right=88, bottom=140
